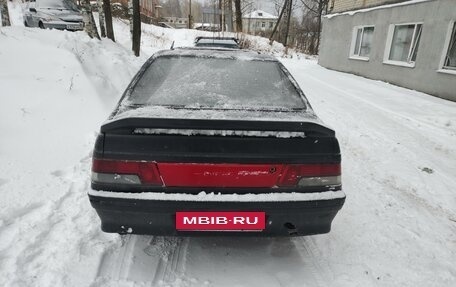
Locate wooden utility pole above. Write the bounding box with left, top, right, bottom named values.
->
left=132, top=0, right=141, bottom=56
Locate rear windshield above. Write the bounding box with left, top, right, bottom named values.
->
left=128, top=56, right=306, bottom=110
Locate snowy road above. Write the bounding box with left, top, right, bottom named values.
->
left=1, top=3, right=456, bottom=286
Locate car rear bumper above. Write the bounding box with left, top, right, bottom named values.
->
left=88, top=190, right=345, bottom=236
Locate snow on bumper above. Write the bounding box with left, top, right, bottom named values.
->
left=88, top=189, right=345, bottom=202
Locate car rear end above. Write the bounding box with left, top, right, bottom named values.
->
left=89, top=49, right=345, bottom=236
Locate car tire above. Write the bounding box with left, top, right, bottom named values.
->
left=39, top=22, right=45, bottom=29
left=24, top=20, right=28, bottom=27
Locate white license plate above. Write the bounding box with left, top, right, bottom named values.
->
left=67, top=24, right=81, bottom=30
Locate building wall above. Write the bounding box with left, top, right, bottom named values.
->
left=331, top=0, right=407, bottom=13
left=242, top=18, right=277, bottom=35
left=319, top=0, right=456, bottom=101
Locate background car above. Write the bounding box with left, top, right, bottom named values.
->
left=23, top=0, right=83, bottom=31
left=157, top=22, right=175, bottom=29
left=194, top=36, right=240, bottom=49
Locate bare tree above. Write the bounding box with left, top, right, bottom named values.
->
left=228, top=0, right=233, bottom=31
left=128, top=0, right=133, bottom=40
left=103, top=0, right=115, bottom=41
left=234, top=0, right=242, bottom=32
left=81, top=0, right=100, bottom=39
left=299, top=0, right=330, bottom=54
left=97, top=0, right=107, bottom=37
left=0, top=0, right=11, bottom=27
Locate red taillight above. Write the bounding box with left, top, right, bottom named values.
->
left=92, top=159, right=163, bottom=185
left=277, top=164, right=341, bottom=187
left=92, top=159, right=340, bottom=188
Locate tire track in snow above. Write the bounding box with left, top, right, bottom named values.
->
left=293, top=237, right=333, bottom=287
left=151, top=237, right=189, bottom=286
left=95, top=236, right=189, bottom=286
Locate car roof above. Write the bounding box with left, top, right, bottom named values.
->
left=152, top=47, right=278, bottom=62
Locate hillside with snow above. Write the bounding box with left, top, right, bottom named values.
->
left=1, top=2, right=455, bottom=287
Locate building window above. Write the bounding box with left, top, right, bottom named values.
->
left=258, top=13, right=263, bottom=16
left=262, top=22, right=266, bottom=28
left=269, top=22, right=274, bottom=28
left=384, top=23, right=423, bottom=67
left=350, top=26, right=374, bottom=60
left=440, top=21, right=456, bottom=72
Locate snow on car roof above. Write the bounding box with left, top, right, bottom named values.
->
left=108, top=105, right=323, bottom=125
left=152, top=47, right=278, bottom=62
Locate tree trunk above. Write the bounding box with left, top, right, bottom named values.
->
left=0, top=0, right=11, bottom=27
left=103, top=0, right=115, bottom=41
left=81, top=0, right=100, bottom=39
left=316, top=0, right=323, bottom=54
left=269, top=0, right=287, bottom=44
left=234, top=0, right=241, bottom=32
left=228, top=0, right=233, bottom=32
left=128, top=0, right=133, bottom=41
left=284, top=0, right=293, bottom=47
left=97, top=0, right=106, bottom=37
left=132, top=0, right=141, bottom=57
left=218, top=0, right=223, bottom=31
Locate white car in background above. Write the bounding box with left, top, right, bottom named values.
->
left=23, top=0, right=83, bottom=31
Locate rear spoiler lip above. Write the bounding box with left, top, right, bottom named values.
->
left=100, top=117, right=335, bottom=136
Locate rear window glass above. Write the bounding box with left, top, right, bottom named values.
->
left=128, top=56, right=305, bottom=110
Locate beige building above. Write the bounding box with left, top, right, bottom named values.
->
left=330, top=0, right=408, bottom=13
left=319, top=0, right=456, bottom=101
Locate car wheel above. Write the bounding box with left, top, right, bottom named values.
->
left=39, top=22, right=45, bottom=29
left=24, top=20, right=28, bottom=27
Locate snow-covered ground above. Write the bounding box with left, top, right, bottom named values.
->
left=1, top=2, right=455, bottom=287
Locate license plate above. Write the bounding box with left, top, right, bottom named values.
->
left=67, top=24, right=81, bottom=30
left=176, top=212, right=266, bottom=231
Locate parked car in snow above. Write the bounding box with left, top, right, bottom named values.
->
left=157, top=22, right=175, bottom=29
left=23, top=0, right=83, bottom=31
left=194, top=37, right=240, bottom=49
left=89, top=48, right=345, bottom=236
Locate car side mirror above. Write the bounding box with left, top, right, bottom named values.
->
left=30, top=8, right=37, bottom=13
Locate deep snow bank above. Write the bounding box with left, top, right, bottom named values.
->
left=0, top=26, right=143, bottom=286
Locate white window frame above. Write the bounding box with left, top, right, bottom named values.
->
left=437, top=20, right=456, bottom=75
left=383, top=22, right=424, bottom=68
left=349, top=25, right=375, bottom=61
